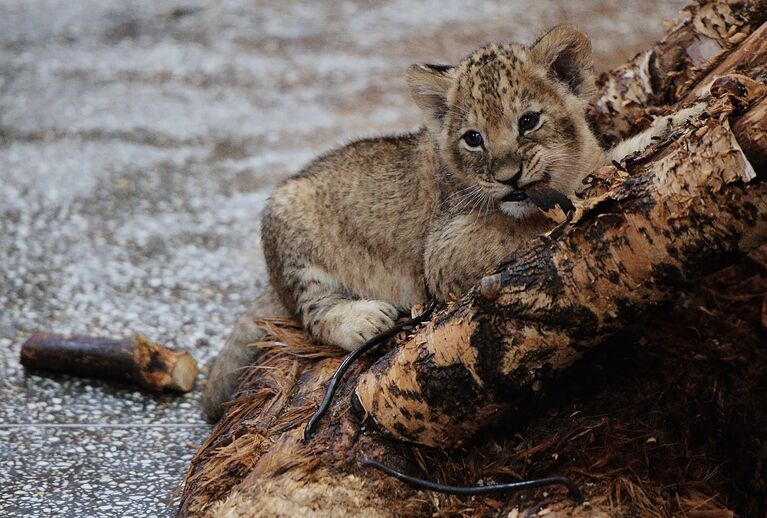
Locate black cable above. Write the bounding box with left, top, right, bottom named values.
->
left=303, top=300, right=438, bottom=441
left=362, top=459, right=583, bottom=501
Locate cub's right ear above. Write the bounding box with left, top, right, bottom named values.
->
left=406, top=64, right=455, bottom=130
left=531, top=25, right=595, bottom=99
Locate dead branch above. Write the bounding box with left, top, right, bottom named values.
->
left=20, top=332, right=197, bottom=392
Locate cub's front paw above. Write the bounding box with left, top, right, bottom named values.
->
left=317, top=300, right=400, bottom=351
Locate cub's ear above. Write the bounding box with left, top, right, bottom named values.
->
left=406, top=63, right=455, bottom=129
left=531, top=25, right=595, bottom=99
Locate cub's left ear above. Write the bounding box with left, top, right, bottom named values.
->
left=531, top=25, right=596, bottom=99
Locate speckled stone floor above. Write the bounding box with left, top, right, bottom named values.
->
left=0, top=1, right=686, bottom=516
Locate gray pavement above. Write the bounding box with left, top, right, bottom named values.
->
left=0, top=1, right=686, bottom=516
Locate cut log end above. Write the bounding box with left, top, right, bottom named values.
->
left=171, top=353, right=198, bottom=392
left=132, top=334, right=199, bottom=392
left=20, top=332, right=198, bottom=393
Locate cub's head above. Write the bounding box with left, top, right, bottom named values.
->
left=407, top=26, right=599, bottom=218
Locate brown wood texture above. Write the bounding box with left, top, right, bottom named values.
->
left=20, top=332, right=197, bottom=392
left=588, top=0, right=766, bottom=146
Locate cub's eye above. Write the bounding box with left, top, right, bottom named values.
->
left=519, top=112, right=541, bottom=133
left=461, top=130, right=484, bottom=149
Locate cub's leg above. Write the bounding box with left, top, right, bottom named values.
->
left=202, top=287, right=287, bottom=422
left=425, top=212, right=552, bottom=302
left=280, top=263, right=400, bottom=351
left=262, top=184, right=405, bottom=352
left=607, top=102, right=707, bottom=162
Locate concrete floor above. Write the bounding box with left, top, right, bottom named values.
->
left=0, top=1, right=687, bottom=516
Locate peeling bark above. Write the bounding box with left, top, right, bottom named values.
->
left=588, top=0, right=766, bottom=146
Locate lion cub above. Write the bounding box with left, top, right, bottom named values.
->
left=203, top=26, right=700, bottom=420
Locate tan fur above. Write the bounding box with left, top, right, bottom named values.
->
left=202, top=26, right=701, bottom=420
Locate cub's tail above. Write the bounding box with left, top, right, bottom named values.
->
left=202, top=287, right=288, bottom=422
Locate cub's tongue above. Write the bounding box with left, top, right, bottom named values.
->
left=501, top=191, right=528, bottom=202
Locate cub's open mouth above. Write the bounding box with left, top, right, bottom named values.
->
left=500, top=180, right=546, bottom=203
left=501, top=191, right=528, bottom=202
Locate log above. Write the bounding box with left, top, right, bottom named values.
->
left=20, top=332, right=198, bottom=392
left=182, top=249, right=767, bottom=516
left=588, top=0, right=766, bottom=146
left=180, top=2, right=767, bottom=516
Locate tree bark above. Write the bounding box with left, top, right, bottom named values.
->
left=20, top=332, right=198, bottom=392
left=180, top=3, right=767, bottom=516
left=588, top=0, right=766, bottom=146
